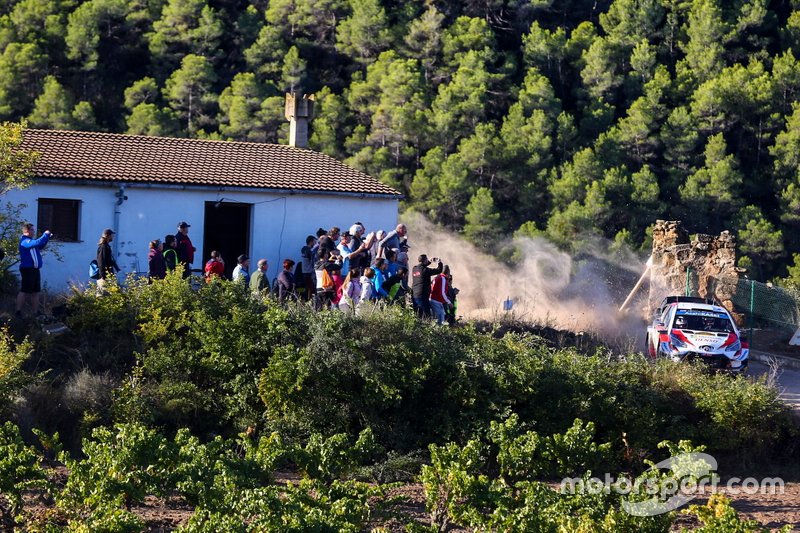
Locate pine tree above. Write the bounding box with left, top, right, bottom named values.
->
left=463, top=187, right=502, bottom=249
left=27, top=75, right=75, bottom=129
left=163, top=54, right=218, bottom=134
left=335, top=0, right=391, bottom=65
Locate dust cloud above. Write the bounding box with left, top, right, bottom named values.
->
left=403, top=212, right=650, bottom=339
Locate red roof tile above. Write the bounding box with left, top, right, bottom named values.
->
left=20, top=129, right=401, bottom=197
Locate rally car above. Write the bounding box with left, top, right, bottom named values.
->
left=646, top=296, right=749, bottom=373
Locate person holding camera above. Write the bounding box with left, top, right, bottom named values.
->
left=16, top=222, right=51, bottom=318
left=411, top=254, right=442, bottom=318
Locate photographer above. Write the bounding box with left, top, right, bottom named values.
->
left=411, top=254, right=442, bottom=318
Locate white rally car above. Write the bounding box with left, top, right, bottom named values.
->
left=646, top=296, right=749, bottom=373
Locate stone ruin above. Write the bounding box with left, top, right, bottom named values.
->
left=648, top=220, right=744, bottom=320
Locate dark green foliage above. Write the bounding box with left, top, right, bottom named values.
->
left=59, top=277, right=798, bottom=466
left=6, top=1, right=800, bottom=275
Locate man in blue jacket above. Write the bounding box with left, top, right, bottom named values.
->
left=16, top=222, right=51, bottom=318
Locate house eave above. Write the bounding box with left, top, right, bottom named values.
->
left=32, top=176, right=404, bottom=201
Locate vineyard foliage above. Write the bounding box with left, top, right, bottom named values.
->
left=0, top=273, right=794, bottom=528
left=5, top=1, right=800, bottom=274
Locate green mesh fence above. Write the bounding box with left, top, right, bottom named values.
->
left=683, top=268, right=800, bottom=348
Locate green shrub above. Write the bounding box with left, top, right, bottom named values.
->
left=0, top=328, right=32, bottom=412
left=421, top=419, right=674, bottom=533
left=682, top=494, right=792, bottom=532
left=0, top=421, right=46, bottom=522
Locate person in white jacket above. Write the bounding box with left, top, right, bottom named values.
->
left=339, top=267, right=362, bottom=313
left=357, top=268, right=375, bottom=314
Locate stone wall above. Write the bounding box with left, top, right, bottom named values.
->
left=648, top=220, right=743, bottom=318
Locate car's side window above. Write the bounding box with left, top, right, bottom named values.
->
left=660, top=306, right=672, bottom=325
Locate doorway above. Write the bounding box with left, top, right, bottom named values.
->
left=203, top=201, right=251, bottom=279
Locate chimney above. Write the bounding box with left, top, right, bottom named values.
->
left=285, top=93, right=314, bottom=148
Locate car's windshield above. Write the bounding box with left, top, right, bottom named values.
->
left=672, top=311, right=733, bottom=333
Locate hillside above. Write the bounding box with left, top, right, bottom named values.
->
left=2, top=0, right=800, bottom=278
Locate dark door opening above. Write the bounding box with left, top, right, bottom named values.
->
left=203, top=201, right=251, bottom=279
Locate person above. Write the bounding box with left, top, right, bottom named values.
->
left=358, top=268, right=375, bottom=313
left=379, top=223, right=407, bottom=258
left=315, top=226, right=340, bottom=262
left=315, top=250, right=342, bottom=310
left=174, top=221, right=196, bottom=278
left=368, top=230, right=385, bottom=262
left=300, top=235, right=317, bottom=301
left=148, top=239, right=166, bottom=281
left=96, top=228, right=120, bottom=292
left=250, top=258, right=269, bottom=295
left=339, top=267, right=362, bottom=313
left=232, top=254, right=250, bottom=285
left=429, top=265, right=452, bottom=325
left=204, top=250, right=225, bottom=282
left=384, top=267, right=409, bottom=304
left=163, top=234, right=179, bottom=273
left=16, top=222, right=51, bottom=318
left=337, top=232, right=355, bottom=277
left=276, top=259, right=296, bottom=302
left=349, top=223, right=369, bottom=269
left=445, top=268, right=459, bottom=326
left=371, top=258, right=389, bottom=300
left=411, top=254, right=442, bottom=318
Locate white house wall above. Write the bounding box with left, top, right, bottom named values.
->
left=3, top=182, right=399, bottom=293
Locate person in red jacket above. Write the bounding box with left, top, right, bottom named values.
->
left=175, top=221, right=196, bottom=278
left=429, top=265, right=452, bottom=325
left=204, top=250, right=225, bottom=281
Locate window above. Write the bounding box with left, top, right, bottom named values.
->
left=37, top=199, right=81, bottom=242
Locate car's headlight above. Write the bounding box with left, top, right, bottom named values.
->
left=726, top=341, right=741, bottom=352
left=669, top=334, right=687, bottom=348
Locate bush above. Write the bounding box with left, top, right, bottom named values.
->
left=0, top=328, right=32, bottom=412
left=0, top=421, right=46, bottom=524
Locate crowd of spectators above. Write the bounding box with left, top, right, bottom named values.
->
left=143, top=221, right=459, bottom=325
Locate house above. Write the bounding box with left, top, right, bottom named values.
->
left=5, top=126, right=401, bottom=291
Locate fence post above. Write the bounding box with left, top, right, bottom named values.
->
left=685, top=267, right=691, bottom=297
left=749, top=280, right=755, bottom=350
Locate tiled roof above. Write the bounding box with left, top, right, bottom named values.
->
left=20, top=129, right=401, bottom=197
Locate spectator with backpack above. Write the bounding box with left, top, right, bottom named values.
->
left=96, top=228, right=120, bottom=293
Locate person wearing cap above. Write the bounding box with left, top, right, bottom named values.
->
left=148, top=239, right=166, bottom=281
left=232, top=254, right=250, bottom=285
left=96, top=228, right=120, bottom=291
left=16, top=222, right=51, bottom=318
left=174, top=221, right=196, bottom=278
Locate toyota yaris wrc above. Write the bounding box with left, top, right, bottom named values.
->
left=646, top=296, right=749, bottom=373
